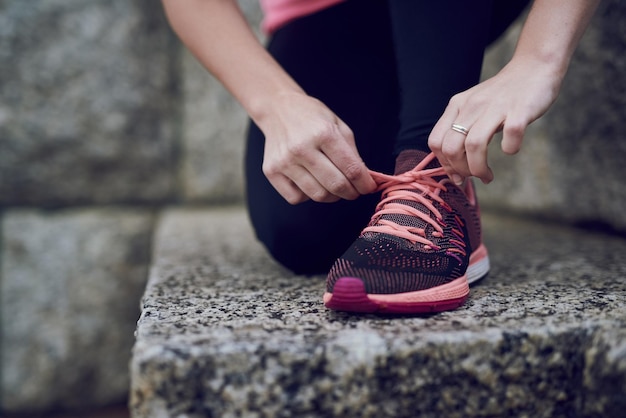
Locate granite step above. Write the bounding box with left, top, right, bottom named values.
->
left=130, top=206, right=626, bottom=418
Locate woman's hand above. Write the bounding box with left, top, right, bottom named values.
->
left=428, top=57, right=562, bottom=185
left=429, top=0, right=599, bottom=185
left=258, top=91, right=376, bottom=204
left=162, top=0, right=376, bottom=205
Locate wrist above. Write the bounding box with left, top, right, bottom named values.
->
left=247, top=88, right=306, bottom=129
left=511, top=47, right=570, bottom=80
left=507, top=51, right=568, bottom=88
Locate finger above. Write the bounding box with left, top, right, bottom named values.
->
left=441, top=122, right=473, bottom=182
left=429, top=100, right=460, bottom=166
left=429, top=97, right=471, bottom=184
left=464, top=117, right=500, bottom=183
left=285, top=164, right=341, bottom=203
left=263, top=157, right=310, bottom=204
left=266, top=172, right=310, bottom=205
left=264, top=159, right=336, bottom=204
left=287, top=123, right=362, bottom=200
left=501, top=114, right=527, bottom=155
left=305, top=154, right=361, bottom=201
left=320, top=121, right=376, bottom=196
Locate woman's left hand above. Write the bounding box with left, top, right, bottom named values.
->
left=428, top=57, right=564, bottom=185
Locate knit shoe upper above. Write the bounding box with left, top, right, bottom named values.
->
left=324, top=150, right=486, bottom=313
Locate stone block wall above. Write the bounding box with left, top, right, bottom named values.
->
left=0, top=0, right=261, bottom=414
left=177, top=1, right=263, bottom=203
left=0, top=0, right=624, bottom=415
left=0, top=0, right=180, bottom=413
left=0, top=0, right=179, bottom=207
left=2, top=210, right=153, bottom=411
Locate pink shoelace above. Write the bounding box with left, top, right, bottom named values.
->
left=363, top=153, right=467, bottom=259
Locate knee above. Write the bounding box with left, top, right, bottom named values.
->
left=246, top=193, right=376, bottom=276
left=253, top=216, right=339, bottom=275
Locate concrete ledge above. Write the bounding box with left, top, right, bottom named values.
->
left=131, top=207, right=626, bottom=418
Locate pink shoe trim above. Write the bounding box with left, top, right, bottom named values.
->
left=367, top=275, right=469, bottom=304
left=323, top=244, right=489, bottom=314
left=323, top=276, right=468, bottom=314
left=470, top=243, right=488, bottom=263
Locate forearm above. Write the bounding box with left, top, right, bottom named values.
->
left=161, top=0, right=304, bottom=125
left=512, top=0, right=600, bottom=78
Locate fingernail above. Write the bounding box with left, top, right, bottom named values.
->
left=451, top=174, right=463, bottom=185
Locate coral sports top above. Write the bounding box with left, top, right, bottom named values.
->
left=260, top=0, right=346, bottom=33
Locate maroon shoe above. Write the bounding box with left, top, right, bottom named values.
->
left=324, top=151, right=488, bottom=314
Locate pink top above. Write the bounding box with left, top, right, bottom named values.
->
left=259, top=0, right=346, bottom=34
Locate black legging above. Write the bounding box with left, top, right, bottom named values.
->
left=245, top=0, right=529, bottom=274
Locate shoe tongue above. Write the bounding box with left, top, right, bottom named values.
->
left=394, top=150, right=440, bottom=175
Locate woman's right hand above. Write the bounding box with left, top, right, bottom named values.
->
left=162, top=0, right=375, bottom=204
left=257, top=91, right=376, bottom=204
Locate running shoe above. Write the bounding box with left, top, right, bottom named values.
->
left=324, top=150, right=489, bottom=314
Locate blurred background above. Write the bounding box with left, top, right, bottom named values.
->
left=1, top=0, right=624, bottom=417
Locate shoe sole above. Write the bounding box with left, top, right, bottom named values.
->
left=323, top=244, right=489, bottom=314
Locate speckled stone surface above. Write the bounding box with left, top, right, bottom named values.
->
left=131, top=207, right=626, bottom=418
